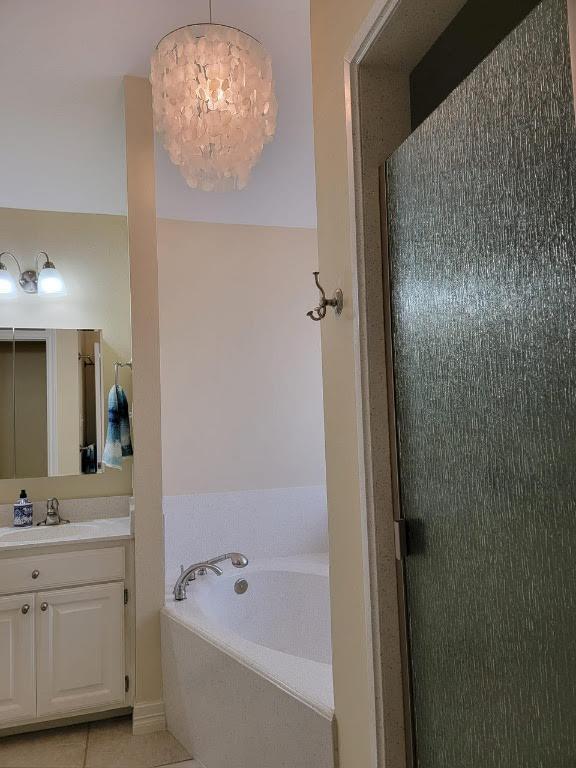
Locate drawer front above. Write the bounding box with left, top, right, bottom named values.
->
left=0, top=547, right=124, bottom=595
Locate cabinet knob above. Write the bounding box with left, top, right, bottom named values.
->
left=32, top=569, right=40, bottom=579
left=21, top=604, right=30, bottom=614
left=40, top=602, right=48, bottom=612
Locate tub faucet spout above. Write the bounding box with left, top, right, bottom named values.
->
left=173, top=562, right=223, bottom=601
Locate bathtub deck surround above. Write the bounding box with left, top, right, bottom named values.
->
left=162, top=554, right=334, bottom=768
left=164, top=555, right=333, bottom=712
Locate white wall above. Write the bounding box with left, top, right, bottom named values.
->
left=0, top=0, right=317, bottom=229
left=157, top=218, right=327, bottom=561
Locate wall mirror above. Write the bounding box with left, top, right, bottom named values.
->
left=0, top=207, right=132, bottom=491
left=0, top=328, right=104, bottom=479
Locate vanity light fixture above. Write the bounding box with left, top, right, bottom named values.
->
left=0, top=251, right=67, bottom=297
left=0, top=257, right=18, bottom=297
left=36, top=253, right=67, bottom=297
left=150, top=0, right=277, bottom=191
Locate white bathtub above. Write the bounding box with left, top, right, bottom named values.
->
left=161, top=554, right=335, bottom=768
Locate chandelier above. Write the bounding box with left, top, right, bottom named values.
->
left=150, top=6, right=278, bottom=192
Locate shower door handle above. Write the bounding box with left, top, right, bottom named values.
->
left=394, top=519, right=408, bottom=561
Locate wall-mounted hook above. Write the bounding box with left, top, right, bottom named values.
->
left=306, top=272, right=343, bottom=321
left=114, top=360, right=133, bottom=388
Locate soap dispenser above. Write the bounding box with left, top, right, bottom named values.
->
left=13, top=489, right=33, bottom=528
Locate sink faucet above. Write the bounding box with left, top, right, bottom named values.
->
left=37, top=498, right=69, bottom=526
left=173, top=552, right=249, bottom=601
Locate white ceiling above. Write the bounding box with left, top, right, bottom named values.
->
left=0, top=1, right=316, bottom=228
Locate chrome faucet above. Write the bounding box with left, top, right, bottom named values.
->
left=37, top=498, right=69, bottom=526
left=173, top=552, right=249, bottom=601
left=201, top=552, right=249, bottom=570
left=173, top=562, right=223, bottom=601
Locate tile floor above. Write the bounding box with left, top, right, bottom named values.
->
left=0, top=716, right=198, bottom=768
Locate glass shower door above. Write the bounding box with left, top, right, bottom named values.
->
left=385, top=0, right=576, bottom=765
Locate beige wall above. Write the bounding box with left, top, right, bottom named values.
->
left=0, top=207, right=132, bottom=503
left=157, top=218, right=325, bottom=496
left=123, top=76, right=164, bottom=723
left=310, top=1, right=380, bottom=767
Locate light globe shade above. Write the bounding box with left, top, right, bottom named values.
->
left=0, top=266, right=17, bottom=297
left=37, top=265, right=67, bottom=297
left=150, top=24, right=277, bottom=192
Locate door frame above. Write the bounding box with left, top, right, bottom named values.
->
left=343, top=1, right=576, bottom=766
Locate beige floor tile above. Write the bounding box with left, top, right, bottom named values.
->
left=85, top=717, right=190, bottom=768
left=159, top=763, right=198, bottom=768
left=0, top=724, right=88, bottom=768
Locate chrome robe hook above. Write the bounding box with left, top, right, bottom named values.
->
left=306, top=272, right=343, bottom=321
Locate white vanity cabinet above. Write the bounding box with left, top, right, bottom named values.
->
left=0, top=542, right=131, bottom=730
left=0, top=593, right=36, bottom=723
left=36, top=582, right=125, bottom=716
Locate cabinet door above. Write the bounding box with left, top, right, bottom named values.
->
left=37, top=582, right=124, bottom=717
left=0, top=593, right=35, bottom=724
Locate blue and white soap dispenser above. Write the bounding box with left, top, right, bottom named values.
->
left=13, top=489, right=33, bottom=528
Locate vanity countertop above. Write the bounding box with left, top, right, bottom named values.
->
left=0, top=516, right=132, bottom=553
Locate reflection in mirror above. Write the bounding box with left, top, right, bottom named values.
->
left=0, top=328, right=14, bottom=478
left=15, top=330, right=47, bottom=478
left=0, top=328, right=103, bottom=480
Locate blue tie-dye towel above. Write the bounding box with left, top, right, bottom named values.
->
left=103, top=384, right=133, bottom=469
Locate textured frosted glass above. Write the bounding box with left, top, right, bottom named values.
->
left=386, top=0, right=576, bottom=765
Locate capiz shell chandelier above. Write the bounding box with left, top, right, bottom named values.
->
left=150, top=15, right=278, bottom=192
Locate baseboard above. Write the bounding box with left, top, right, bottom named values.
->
left=0, top=707, right=131, bottom=738
left=132, top=700, right=166, bottom=734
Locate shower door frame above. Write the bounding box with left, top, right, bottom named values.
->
left=342, top=1, right=576, bottom=767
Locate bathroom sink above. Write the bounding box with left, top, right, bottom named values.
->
left=0, top=523, right=101, bottom=543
